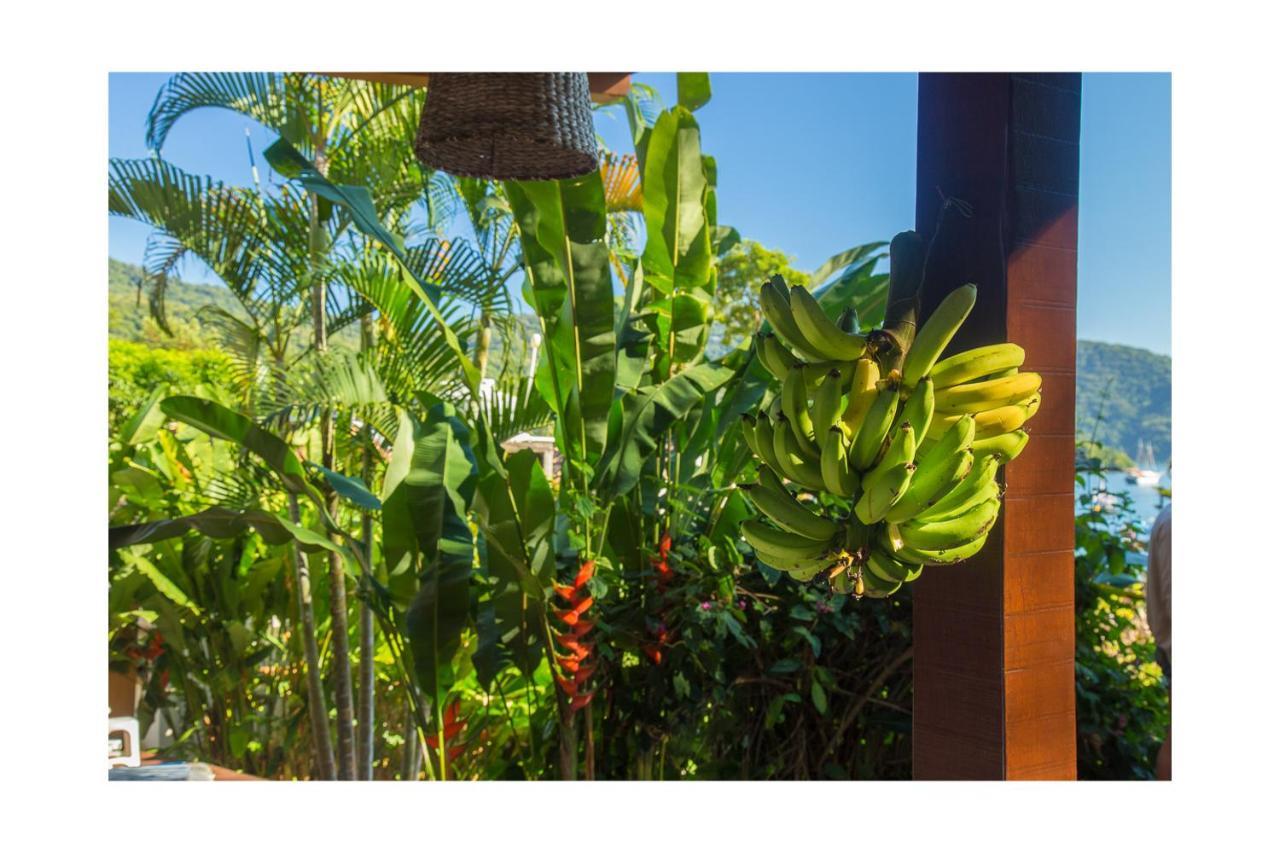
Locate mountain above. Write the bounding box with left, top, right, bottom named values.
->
left=1075, top=340, right=1171, bottom=466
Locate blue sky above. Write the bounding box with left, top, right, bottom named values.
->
left=108, top=72, right=1170, bottom=355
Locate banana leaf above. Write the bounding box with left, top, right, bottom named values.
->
left=472, top=449, right=556, bottom=686
left=594, top=361, right=736, bottom=501
left=160, top=395, right=323, bottom=506
left=381, top=403, right=476, bottom=710
left=504, top=176, right=616, bottom=466
left=109, top=506, right=344, bottom=556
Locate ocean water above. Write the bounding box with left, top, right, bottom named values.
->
left=1075, top=469, right=1171, bottom=534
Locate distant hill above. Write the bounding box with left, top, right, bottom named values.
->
left=1076, top=340, right=1171, bottom=466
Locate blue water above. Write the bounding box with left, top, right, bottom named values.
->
left=1075, top=469, right=1170, bottom=533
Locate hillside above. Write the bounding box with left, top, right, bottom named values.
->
left=1076, top=340, right=1171, bottom=466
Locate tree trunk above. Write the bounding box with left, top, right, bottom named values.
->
left=288, top=493, right=336, bottom=780
left=309, top=110, right=357, bottom=780
left=401, top=697, right=422, bottom=781
left=476, top=309, right=492, bottom=379
left=356, top=317, right=377, bottom=781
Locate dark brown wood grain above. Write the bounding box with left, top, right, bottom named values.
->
left=912, top=73, right=1079, bottom=780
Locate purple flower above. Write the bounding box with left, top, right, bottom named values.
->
left=737, top=599, right=747, bottom=610
left=700, top=601, right=712, bottom=611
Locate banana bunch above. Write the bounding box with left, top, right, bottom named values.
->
left=739, top=275, right=1041, bottom=599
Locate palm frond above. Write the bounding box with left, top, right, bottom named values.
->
left=601, top=151, right=643, bottom=212
left=260, top=348, right=400, bottom=441
left=473, top=368, right=553, bottom=444
left=146, top=72, right=317, bottom=155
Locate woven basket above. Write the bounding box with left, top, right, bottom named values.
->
left=414, top=73, right=599, bottom=180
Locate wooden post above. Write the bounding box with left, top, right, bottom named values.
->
left=912, top=73, right=1080, bottom=780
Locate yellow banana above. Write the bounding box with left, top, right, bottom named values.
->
left=788, top=285, right=868, bottom=361
left=929, top=342, right=1025, bottom=388
left=901, top=283, right=978, bottom=389
left=1023, top=391, right=1042, bottom=419
left=840, top=357, right=880, bottom=436
left=934, top=372, right=1042, bottom=414
left=742, top=468, right=840, bottom=540
left=929, top=404, right=1029, bottom=442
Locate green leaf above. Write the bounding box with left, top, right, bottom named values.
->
left=109, top=507, right=346, bottom=557
left=472, top=450, right=556, bottom=683
left=640, top=107, right=713, bottom=300
left=263, top=138, right=481, bottom=397
left=811, top=680, right=828, bottom=715
left=594, top=362, right=736, bottom=499
left=119, top=386, right=168, bottom=446
left=381, top=405, right=476, bottom=710
left=677, top=72, right=712, bottom=111
left=308, top=463, right=381, bottom=511
left=121, top=551, right=201, bottom=616
left=504, top=176, right=617, bottom=464
left=159, top=396, right=321, bottom=505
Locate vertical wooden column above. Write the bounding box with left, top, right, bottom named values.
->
left=911, top=73, right=1080, bottom=780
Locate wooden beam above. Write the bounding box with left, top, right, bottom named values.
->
left=912, top=73, right=1080, bottom=780
left=320, top=72, right=632, bottom=104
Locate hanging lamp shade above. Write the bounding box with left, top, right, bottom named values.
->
left=414, top=72, right=599, bottom=180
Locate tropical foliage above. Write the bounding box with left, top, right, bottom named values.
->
left=108, top=72, right=1167, bottom=781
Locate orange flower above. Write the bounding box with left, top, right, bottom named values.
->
left=551, top=560, right=597, bottom=715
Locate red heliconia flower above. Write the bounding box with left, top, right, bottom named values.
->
left=426, top=699, right=467, bottom=763
left=551, top=560, right=597, bottom=716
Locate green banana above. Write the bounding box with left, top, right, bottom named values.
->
left=866, top=423, right=916, bottom=484
left=929, top=343, right=1026, bottom=388
left=740, top=414, right=761, bottom=457
left=934, top=372, right=1042, bottom=414
left=884, top=448, right=974, bottom=524
left=741, top=468, right=840, bottom=540
left=901, top=283, right=978, bottom=389
left=788, top=285, right=867, bottom=361
left=782, top=367, right=815, bottom=443
left=858, top=564, right=902, bottom=598
left=899, top=498, right=1001, bottom=550
left=756, top=332, right=795, bottom=383
left=741, top=519, right=835, bottom=559
left=819, top=427, right=859, bottom=498
left=971, top=429, right=1029, bottom=464
left=810, top=369, right=845, bottom=436
left=850, top=381, right=900, bottom=470
left=752, top=412, right=786, bottom=478
left=866, top=548, right=922, bottom=584
left=801, top=360, right=844, bottom=388
left=890, top=531, right=990, bottom=565
left=759, top=280, right=829, bottom=363
left=854, top=463, right=913, bottom=524
left=893, top=377, right=935, bottom=446
left=772, top=417, right=827, bottom=490
left=841, top=357, right=881, bottom=437
left=915, top=454, right=1000, bottom=522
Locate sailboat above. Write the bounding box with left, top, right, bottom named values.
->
left=1125, top=439, right=1162, bottom=487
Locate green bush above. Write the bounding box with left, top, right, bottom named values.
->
left=1074, top=460, right=1171, bottom=780
left=108, top=339, right=236, bottom=429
